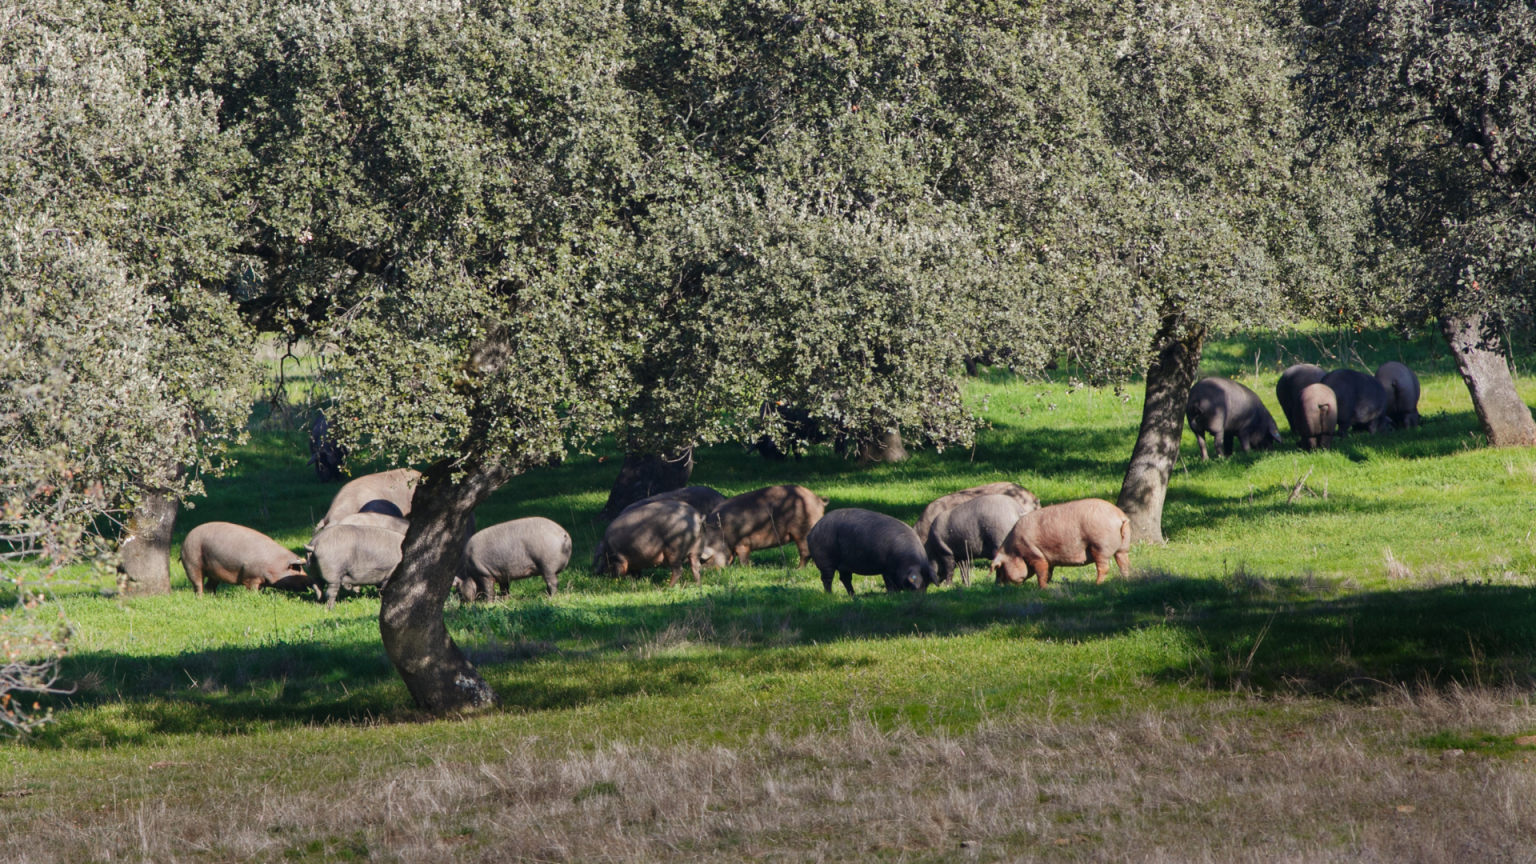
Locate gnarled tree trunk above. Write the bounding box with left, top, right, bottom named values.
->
left=1117, top=317, right=1206, bottom=545
left=379, top=461, right=507, bottom=714
left=597, top=446, right=694, bottom=519
left=1440, top=314, right=1536, bottom=447
left=117, top=491, right=178, bottom=595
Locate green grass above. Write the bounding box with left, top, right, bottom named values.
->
left=8, top=326, right=1536, bottom=858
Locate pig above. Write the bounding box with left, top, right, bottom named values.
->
left=1375, top=361, right=1421, bottom=429
left=925, top=494, right=1030, bottom=587
left=180, top=522, right=310, bottom=595
left=307, top=523, right=403, bottom=610
left=1321, top=369, right=1392, bottom=434
left=357, top=499, right=405, bottom=518
left=1296, top=383, right=1338, bottom=450
left=807, top=508, right=935, bottom=596
left=619, top=486, right=727, bottom=518
left=1186, top=377, right=1281, bottom=459
left=913, top=482, right=1040, bottom=544
left=992, top=498, right=1130, bottom=588
left=1276, top=364, right=1326, bottom=441
left=593, top=500, right=705, bottom=587
left=308, top=412, right=346, bottom=482
left=458, top=517, right=571, bottom=601
left=334, top=512, right=409, bottom=534
left=699, top=485, right=827, bottom=569
left=317, top=468, right=421, bottom=529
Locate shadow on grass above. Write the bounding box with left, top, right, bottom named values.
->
left=37, top=570, right=1536, bottom=749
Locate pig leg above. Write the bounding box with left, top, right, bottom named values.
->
left=540, top=568, right=558, bottom=597
left=937, top=555, right=956, bottom=588
left=324, top=581, right=341, bottom=611
left=1025, top=554, right=1051, bottom=589
left=839, top=570, right=855, bottom=597
left=1092, top=553, right=1110, bottom=584
left=690, top=552, right=701, bottom=586
left=795, top=538, right=810, bottom=569
left=187, top=565, right=205, bottom=597
left=819, top=567, right=836, bottom=593
left=240, top=569, right=264, bottom=591
left=1114, top=550, right=1130, bottom=579
left=1197, top=432, right=1210, bottom=461
left=733, top=544, right=753, bottom=567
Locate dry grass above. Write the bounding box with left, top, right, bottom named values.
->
left=7, top=688, right=1536, bottom=862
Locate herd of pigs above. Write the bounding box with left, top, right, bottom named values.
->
left=176, top=359, right=1421, bottom=605
left=1190, top=361, right=1421, bottom=457
left=178, top=475, right=1130, bottom=605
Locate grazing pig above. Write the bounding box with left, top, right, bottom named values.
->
left=1297, top=383, right=1338, bottom=450
left=334, top=512, right=409, bottom=534
left=993, top=499, right=1130, bottom=588
left=926, top=494, right=1030, bottom=587
left=308, top=412, right=346, bottom=482
left=1186, top=377, right=1281, bottom=459
left=593, top=500, right=704, bottom=587
left=458, top=517, right=572, bottom=601
left=620, top=486, right=727, bottom=518
left=699, top=485, right=827, bottom=569
left=317, top=469, right=421, bottom=529
left=1321, top=369, right=1391, bottom=434
left=807, top=508, right=935, bottom=596
left=1276, top=364, right=1326, bottom=441
left=180, top=523, right=310, bottom=594
left=308, top=523, right=403, bottom=610
left=1375, top=362, right=1421, bottom=429
left=914, top=482, right=1040, bottom=544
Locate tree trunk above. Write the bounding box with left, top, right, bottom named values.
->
left=1117, top=317, right=1206, bottom=545
left=856, top=430, right=909, bottom=464
left=379, top=461, right=507, bottom=714
left=597, top=447, right=694, bottom=519
left=117, top=492, right=178, bottom=595
left=1440, top=314, right=1536, bottom=447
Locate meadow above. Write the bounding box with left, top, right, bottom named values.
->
left=5, top=328, right=1536, bottom=861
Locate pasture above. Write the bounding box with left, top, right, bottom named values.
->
left=6, top=328, right=1536, bottom=861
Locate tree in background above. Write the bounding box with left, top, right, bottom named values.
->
left=595, top=0, right=1048, bottom=514
left=1, top=0, right=256, bottom=595
left=935, top=0, right=1326, bottom=542
left=1298, top=0, right=1536, bottom=446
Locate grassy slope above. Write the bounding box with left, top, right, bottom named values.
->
left=6, top=328, right=1536, bottom=858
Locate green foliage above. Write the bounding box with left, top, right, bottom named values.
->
left=1297, top=0, right=1536, bottom=327
left=147, top=0, right=640, bottom=473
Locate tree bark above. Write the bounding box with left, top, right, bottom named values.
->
left=597, top=447, right=694, bottom=519
left=117, top=492, right=178, bottom=595
left=856, top=430, right=909, bottom=464
left=1440, top=314, right=1536, bottom=447
left=1117, top=317, right=1206, bottom=545
left=379, top=461, right=506, bottom=714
